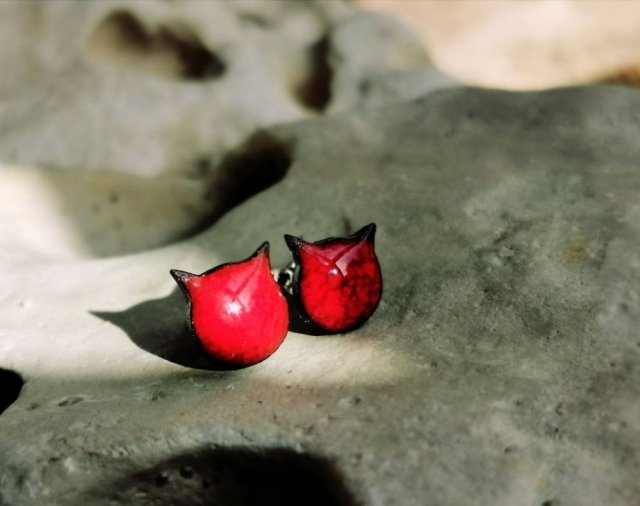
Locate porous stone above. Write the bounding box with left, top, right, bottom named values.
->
left=0, top=0, right=348, bottom=177
left=0, top=0, right=449, bottom=257
left=1, top=86, right=638, bottom=505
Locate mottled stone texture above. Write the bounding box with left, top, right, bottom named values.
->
left=1, top=86, right=638, bottom=505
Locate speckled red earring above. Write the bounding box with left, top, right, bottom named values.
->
left=170, top=243, right=289, bottom=368
left=284, top=223, right=383, bottom=334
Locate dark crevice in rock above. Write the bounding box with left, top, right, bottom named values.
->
left=190, top=132, right=292, bottom=236
left=294, top=35, right=333, bottom=111
left=87, top=10, right=226, bottom=80
left=159, top=27, right=226, bottom=80
left=0, top=368, right=24, bottom=415
left=91, top=447, right=360, bottom=506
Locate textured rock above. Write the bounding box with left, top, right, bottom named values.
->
left=1, top=86, right=639, bottom=505
left=0, top=0, right=347, bottom=176
left=0, top=0, right=451, bottom=257
left=358, top=0, right=640, bottom=89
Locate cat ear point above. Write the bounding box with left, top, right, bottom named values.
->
left=284, top=234, right=304, bottom=251
left=357, top=222, right=376, bottom=242
left=170, top=269, right=196, bottom=287
left=253, top=241, right=270, bottom=258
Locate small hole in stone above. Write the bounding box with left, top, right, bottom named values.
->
left=0, top=368, right=24, bottom=415
left=195, top=132, right=291, bottom=235
left=155, top=472, right=169, bottom=487
left=293, top=35, right=332, bottom=112
left=180, top=466, right=194, bottom=479
left=86, top=10, right=226, bottom=81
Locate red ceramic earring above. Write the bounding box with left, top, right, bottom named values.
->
left=284, top=223, right=382, bottom=334
left=170, top=243, right=289, bottom=368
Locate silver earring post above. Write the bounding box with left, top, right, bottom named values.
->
left=273, top=261, right=297, bottom=293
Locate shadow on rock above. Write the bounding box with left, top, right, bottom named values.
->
left=91, top=289, right=236, bottom=371
left=0, top=368, right=24, bottom=415
left=89, top=446, right=360, bottom=506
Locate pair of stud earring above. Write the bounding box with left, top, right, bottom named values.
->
left=170, top=223, right=382, bottom=368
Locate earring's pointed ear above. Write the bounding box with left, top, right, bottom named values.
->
left=282, top=222, right=382, bottom=334
left=249, top=242, right=273, bottom=274
left=170, top=269, right=196, bottom=288
left=284, top=234, right=303, bottom=251
left=356, top=222, right=376, bottom=242
left=252, top=241, right=270, bottom=258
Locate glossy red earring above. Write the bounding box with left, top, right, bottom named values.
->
left=170, top=243, right=289, bottom=368
left=284, top=223, right=382, bottom=334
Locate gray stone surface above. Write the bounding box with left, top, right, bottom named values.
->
left=1, top=86, right=639, bottom=505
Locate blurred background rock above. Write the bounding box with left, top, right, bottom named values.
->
left=359, top=0, right=640, bottom=88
